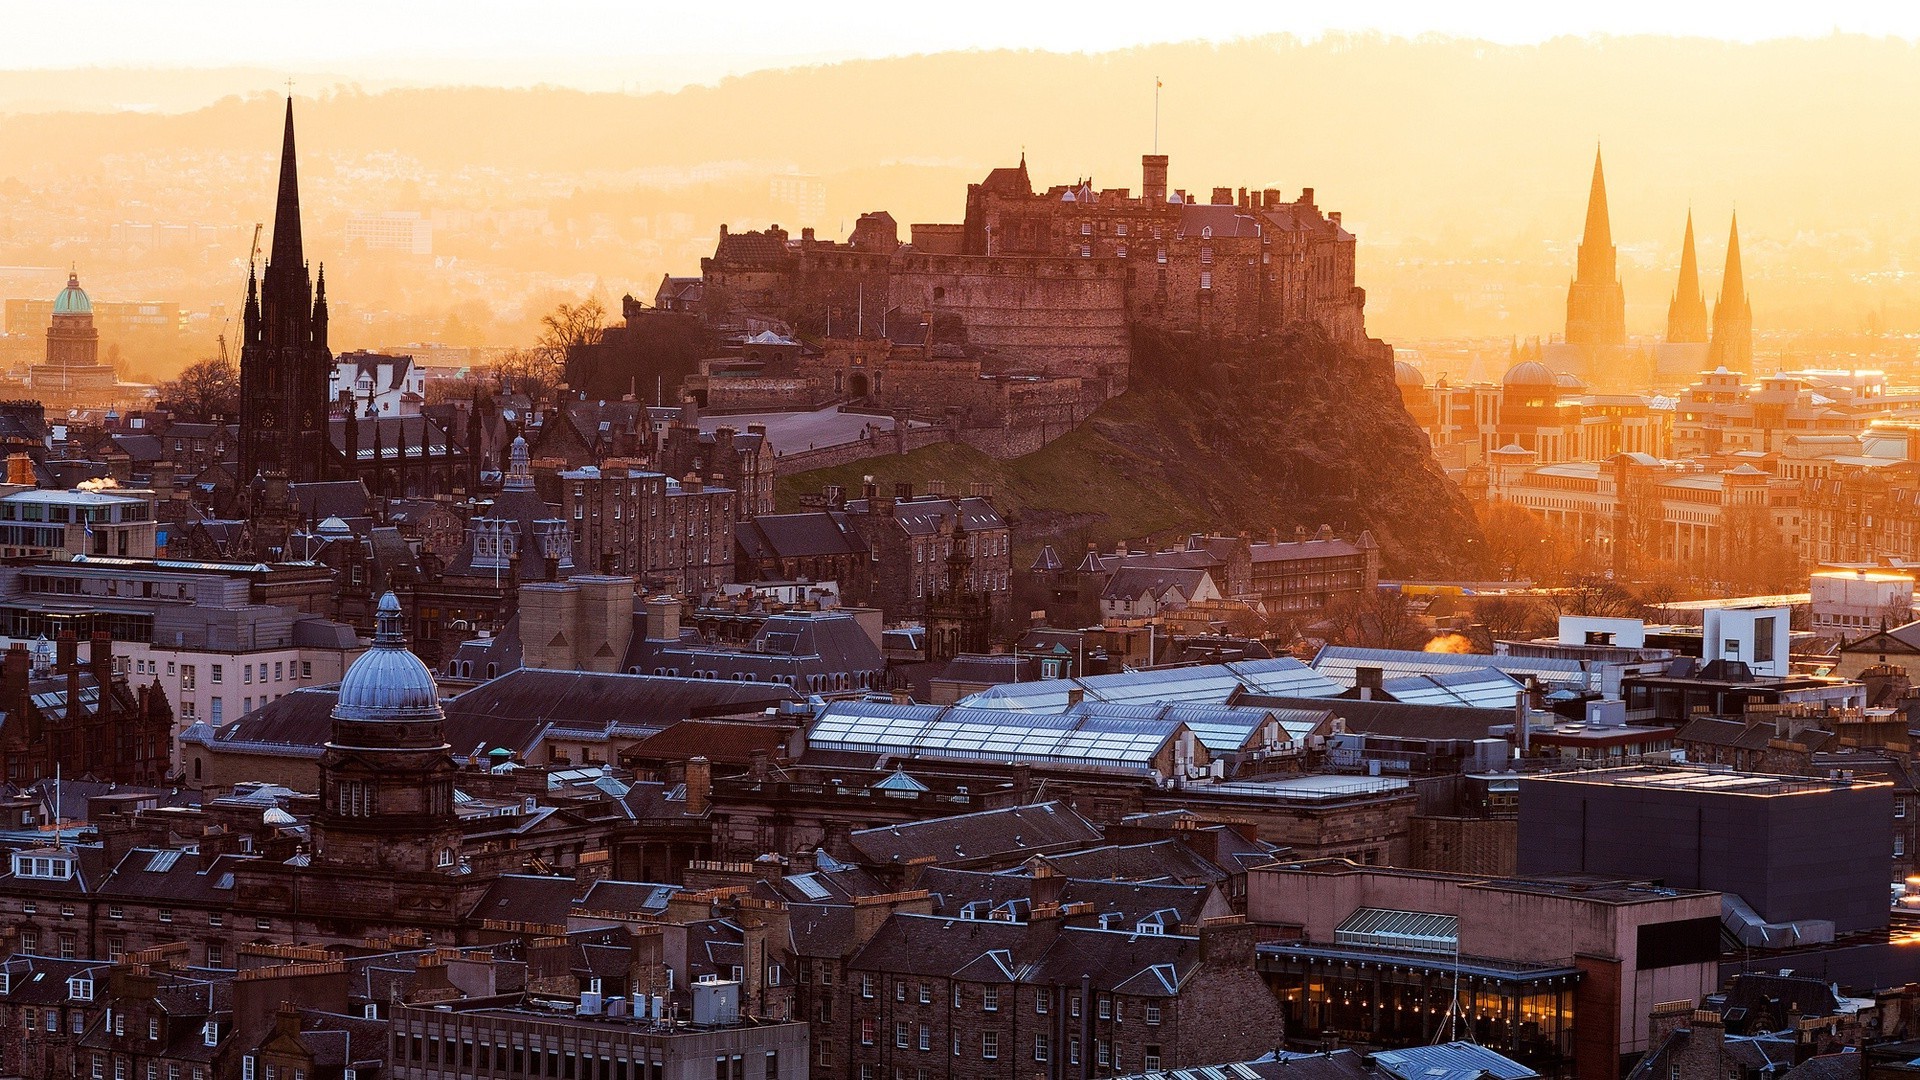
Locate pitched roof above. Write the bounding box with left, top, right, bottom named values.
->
left=850, top=802, right=1101, bottom=867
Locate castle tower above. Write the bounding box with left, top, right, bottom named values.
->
left=1708, top=213, right=1753, bottom=370
left=310, top=592, right=463, bottom=874
left=1666, top=211, right=1709, bottom=344
left=239, top=99, right=334, bottom=493
left=1565, top=148, right=1627, bottom=346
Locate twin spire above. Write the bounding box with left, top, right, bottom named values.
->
left=1570, top=145, right=1752, bottom=366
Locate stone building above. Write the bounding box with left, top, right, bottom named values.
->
left=698, top=151, right=1377, bottom=404
left=28, top=272, right=120, bottom=403
left=0, top=631, right=172, bottom=787
left=839, top=482, right=1012, bottom=628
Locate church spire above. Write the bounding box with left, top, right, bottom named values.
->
left=1666, top=210, right=1709, bottom=343
left=1565, top=145, right=1627, bottom=348
left=1580, top=147, right=1613, bottom=256
left=270, top=98, right=303, bottom=273
left=1708, top=211, right=1753, bottom=369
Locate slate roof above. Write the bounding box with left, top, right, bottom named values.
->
left=736, top=511, right=866, bottom=563
left=291, top=480, right=371, bottom=522
left=1369, top=1041, right=1540, bottom=1079
left=449, top=669, right=799, bottom=731
left=1675, top=716, right=1834, bottom=754
left=1101, top=565, right=1214, bottom=604
left=468, top=873, right=582, bottom=925
left=621, top=720, right=788, bottom=766
left=849, top=802, right=1101, bottom=867
left=620, top=609, right=882, bottom=683
left=843, top=495, right=1004, bottom=536
left=1027, top=839, right=1233, bottom=885
left=1239, top=695, right=1513, bottom=741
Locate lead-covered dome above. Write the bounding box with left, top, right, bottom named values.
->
left=1393, top=360, right=1425, bottom=388
left=334, top=592, right=440, bottom=720
left=1503, top=360, right=1557, bottom=387
left=53, top=272, right=91, bottom=316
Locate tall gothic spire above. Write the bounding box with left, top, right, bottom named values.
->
left=1666, top=211, right=1709, bottom=343
left=1565, top=146, right=1627, bottom=347
left=1708, top=212, right=1753, bottom=369
left=1579, top=148, right=1613, bottom=259
left=270, top=98, right=303, bottom=272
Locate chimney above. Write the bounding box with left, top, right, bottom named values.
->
left=823, top=484, right=846, bottom=509
left=56, top=630, right=77, bottom=673
left=1142, top=154, right=1169, bottom=204
left=681, top=473, right=704, bottom=495
left=1301, top=187, right=1316, bottom=207
left=644, top=596, right=682, bottom=643
left=894, top=481, right=913, bottom=502
left=2, top=643, right=27, bottom=706
left=862, top=475, right=878, bottom=501
left=90, top=631, right=112, bottom=690
left=1211, top=187, right=1232, bottom=205
left=683, top=756, right=711, bottom=817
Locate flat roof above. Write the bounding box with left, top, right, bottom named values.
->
left=1521, top=764, right=1889, bottom=796
left=2, top=489, right=144, bottom=505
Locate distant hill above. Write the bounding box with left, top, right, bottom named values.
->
left=777, top=325, right=1482, bottom=577
left=5, top=35, right=1920, bottom=345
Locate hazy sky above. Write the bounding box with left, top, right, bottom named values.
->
left=10, top=0, right=1920, bottom=92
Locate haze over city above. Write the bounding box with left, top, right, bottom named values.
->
left=7, top=9, right=1920, bottom=1080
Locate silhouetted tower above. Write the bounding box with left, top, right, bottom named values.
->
left=1666, top=211, right=1709, bottom=344
left=1708, top=213, right=1753, bottom=370
left=1565, top=147, right=1627, bottom=346
left=239, top=99, right=333, bottom=495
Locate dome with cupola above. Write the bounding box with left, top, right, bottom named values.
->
left=333, top=592, right=439, bottom=720
left=53, top=272, right=91, bottom=316
left=1503, top=360, right=1557, bottom=387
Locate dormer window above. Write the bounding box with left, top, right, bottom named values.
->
left=67, top=976, right=92, bottom=1001
left=13, top=851, right=74, bottom=880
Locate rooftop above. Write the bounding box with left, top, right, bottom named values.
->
left=1521, top=764, right=1889, bottom=797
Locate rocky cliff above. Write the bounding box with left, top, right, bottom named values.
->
left=778, top=323, right=1484, bottom=577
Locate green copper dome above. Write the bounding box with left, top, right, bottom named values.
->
left=52, top=272, right=90, bottom=316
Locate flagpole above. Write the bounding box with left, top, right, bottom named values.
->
left=1153, top=76, right=1160, bottom=155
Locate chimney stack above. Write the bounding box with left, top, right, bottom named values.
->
left=683, top=756, right=711, bottom=817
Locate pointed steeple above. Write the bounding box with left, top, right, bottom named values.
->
left=1708, top=212, right=1754, bottom=369
left=1720, top=212, right=1746, bottom=309
left=1666, top=211, right=1709, bottom=343
left=1565, top=146, right=1627, bottom=347
left=1580, top=147, right=1613, bottom=255
left=270, top=98, right=303, bottom=272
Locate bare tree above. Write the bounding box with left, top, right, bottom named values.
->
left=157, top=355, right=239, bottom=421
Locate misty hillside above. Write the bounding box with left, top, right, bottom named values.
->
left=4, top=34, right=1920, bottom=350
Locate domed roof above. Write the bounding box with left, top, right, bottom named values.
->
left=1503, top=360, right=1558, bottom=387
left=333, top=593, right=441, bottom=721
left=53, top=272, right=91, bottom=316
left=1393, top=360, right=1425, bottom=388
left=1554, top=371, right=1588, bottom=391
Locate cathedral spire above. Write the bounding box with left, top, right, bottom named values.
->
left=1666, top=210, right=1709, bottom=343
left=1565, top=146, right=1627, bottom=348
left=1708, top=212, right=1753, bottom=369
left=1580, top=147, right=1613, bottom=255
left=270, top=98, right=303, bottom=273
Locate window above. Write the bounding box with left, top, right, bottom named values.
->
left=1070, top=995, right=1082, bottom=1018
left=301, top=661, right=312, bottom=679
left=109, top=906, right=124, bottom=920
left=211, top=664, right=222, bottom=685
left=1145, top=1004, right=1162, bottom=1025
left=982, top=986, right=998, bottom=1012
left=255, top=917, right=271, bottom=931
left=951, top=1034, right=960, bottom=1058
left=158, top=908, right=172, bottom=923
left=918, top=1025, right=930, bottom=1052
left=181, top=665, right=195, bottom=690
left=860, top=974, right=874, bottom=999
left=206, top=944, right=223, bottom=967
left=917, top=983, right=930, bottom=1005
left=67, top=975, right=92, bottom=1001
left=1200, top=270, right=1213, bottom=290
left=1899, top=836, right=1907, bottom=857
left=981, top=1033, right=998, bottom=1061
left=1069, top=1038, right=1081, bottom=1065
left=149, top=1017, right=159, bottom=1041
left=210, top=698, right=222, bottom=724
left=1899, top=798, right=1908, bottom=819
left=763, top=1052, right=777, bottom=1080
left=1145, top=1047, right=1163, bottom=1071
left=1034, top=1035, right=1050, bottom=1062
left=894, top=981, right=906, bottom=1002
left=243, top=665, right=251, bottom=685
left=859, top=1019, right=874, bottom=1046
left=1098, top=996, right=1112, bottom=1020
left=895, top=1022, right=908, bottom=1049
left=1098, top=1040, right=1110, bottom=1067
left=208, top=912, right=223, bottom=928
left=952, top=985, right=963, bottom=1008
left=1036, top=994, right=1049, bottom=1015
left=241, top=1059, right=255, bottom=1080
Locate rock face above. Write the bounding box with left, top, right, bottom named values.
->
left=780, top=323, right=1485, bottom=578
left=1106, top=325, right=1483, bottom=575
